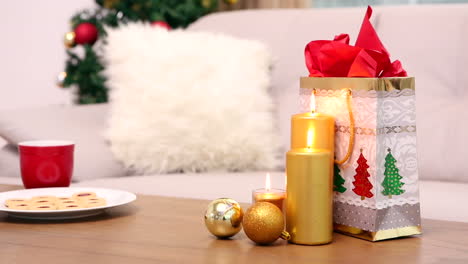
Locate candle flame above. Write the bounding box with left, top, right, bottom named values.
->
left=310, top=93, right=316, bottom=113
left=265, top=173, right=271, bottom=191
left=307, top=130, right=313, bottom=148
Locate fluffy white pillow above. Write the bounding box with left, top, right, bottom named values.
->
left=104, top=23, right=280, bottom=174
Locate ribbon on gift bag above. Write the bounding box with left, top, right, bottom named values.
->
left=304, top=6, right=407, bottom=78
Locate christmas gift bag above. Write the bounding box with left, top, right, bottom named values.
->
left=299, top=7, right=421, bottom=241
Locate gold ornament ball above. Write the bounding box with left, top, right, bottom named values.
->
left=201, top=0, right=212, bottom=8
left=64, top=31, right=76, bottom=48
left=103, top=0, right=120, bottom=9
left=56, top=71, right=67, bottom=88
left=204, top=198, right=243, bottom=238
left=242, top=202, right=286, bottom=245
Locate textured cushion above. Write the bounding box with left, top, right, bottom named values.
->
left=104, top=24, right=280, bottom=174
left=0, top=104, right=125, bottom=181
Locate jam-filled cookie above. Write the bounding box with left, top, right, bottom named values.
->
left=57, top=198, right=79, bottom=205
left=5, top=198, right=30, bottom=208
left=30, top=204, right=56, bottom=210
left=30, top=199, right=56, bottom=206
left=57, top=203, right=83, bottom=210
left=82, top=198, right=107, bottom=208
left=72, top=192, right=97, bottom=200
left=7, top=202, right=31, bottom=210
left=31, top=195, right=57, bottom=203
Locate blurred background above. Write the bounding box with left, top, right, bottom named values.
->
left=1, top=0, right=466, bottom=110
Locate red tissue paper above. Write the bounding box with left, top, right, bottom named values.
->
left=304, top=6, right=407, bottom=78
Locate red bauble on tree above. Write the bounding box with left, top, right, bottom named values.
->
left=74, top=22, right=99, bottom=45
left=151, top=21, right=171, bottom=30
left=352, top=150, right=374, bottom=200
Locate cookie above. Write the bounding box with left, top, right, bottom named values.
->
left=57, top=198, right=79, bottom=205
left=57, top=197, right=73, bottom=201
left=57, top=203, right=83, bottom=210
left=31, top=199, right=56, bottom=207
left=82, top=198, right=106, bottom=208
left=72, top=192, right=97, bottom=200
left=7, top=202, right=30, bottom=210
left=5, top=198, right=30, bottom=208
left=29, top=204, right=56, bottom=210
left=31, top=196, right=57, bottom=205
left=57, top=199, right=80, bottom=209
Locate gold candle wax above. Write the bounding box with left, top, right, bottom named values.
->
left=286, top=148, right=333, bottom=245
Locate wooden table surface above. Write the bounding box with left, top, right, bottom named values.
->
left=0, top=185, right=466, bottom=264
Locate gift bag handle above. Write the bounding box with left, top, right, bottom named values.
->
left=334, top=88, right=355, bottom=165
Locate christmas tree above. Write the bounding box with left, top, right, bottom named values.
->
left=58, top=0, right=223, bottom=104
left=352, top=150, right=374, bottom=200
left=334, top=163, right=347, bottom=193
left=381, top=148, right=405, bottom=198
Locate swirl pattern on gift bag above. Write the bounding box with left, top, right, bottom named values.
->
left=378, top=95, right=416, bottom=127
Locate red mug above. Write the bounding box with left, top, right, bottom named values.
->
left=18, top=140, right=74, bottom=189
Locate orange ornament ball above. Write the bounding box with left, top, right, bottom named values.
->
left=242, top=202, right=287, bottom=245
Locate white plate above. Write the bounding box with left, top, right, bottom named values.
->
left=0, top=187, right=137, bottom=220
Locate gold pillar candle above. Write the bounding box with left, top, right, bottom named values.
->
left=286, top=95, right=335, bottom=245
left=286, top=148, right=333, bottom=245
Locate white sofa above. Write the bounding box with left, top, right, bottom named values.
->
left=1, top=4, right=467, bottom=223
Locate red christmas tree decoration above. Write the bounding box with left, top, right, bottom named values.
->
left=74, top=22, right=99, bottom=45
left=151, top=21, right=172, bottom=30
left=352, top=150, right=374, bottom=200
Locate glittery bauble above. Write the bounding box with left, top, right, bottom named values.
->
left=204, top=198, right=243, bottom=238
left=64, top=31, right=76, bottom=48
left=242, top=202, right=285, bottom=245
left=74, top=22, right=99, bottom=45
left=56, top=71, right=67, bottom=88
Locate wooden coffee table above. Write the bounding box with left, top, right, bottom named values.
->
left=0, top=184, right=466, bottom=263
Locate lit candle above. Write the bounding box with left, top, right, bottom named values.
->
left=286, top=93, right=334, bottom=245
left=290, top=93, right=334, bottom=153
left=252, top=173, right=286, bottom=212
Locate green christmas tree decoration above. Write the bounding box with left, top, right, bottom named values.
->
left=61, top=0, right=219, bottom=104
left=334, top=163, right=347, bottom=193
left=381, top=148, right=405, bottom=198
left=64, top=45, right=107, bottom=104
